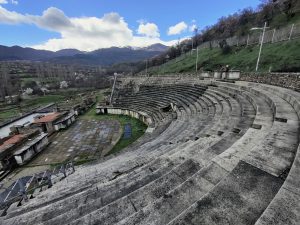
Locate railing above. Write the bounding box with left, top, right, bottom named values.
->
left=0, top=161, right=75, bottom=215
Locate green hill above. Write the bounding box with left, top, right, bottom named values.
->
left=145, top=38, right=300, bottom=75
left=141, top=0, right=300, bottom=75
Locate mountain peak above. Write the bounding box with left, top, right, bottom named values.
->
left=137, top=43, right=169, bottom=52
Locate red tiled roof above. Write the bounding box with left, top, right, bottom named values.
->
left=33, top=113, right=62, bottom=123
left=0, top=134, right=25, bottom=152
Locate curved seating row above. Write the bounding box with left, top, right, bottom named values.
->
left=1, top=78, right=300, bottom=225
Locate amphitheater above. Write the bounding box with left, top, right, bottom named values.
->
left=1, top=74, right=300, bottom=225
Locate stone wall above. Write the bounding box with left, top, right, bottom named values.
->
left=240, top=72, right=300, bottom=91
left=121, top=72, right=300, bottom=91
left=96, top=106, right=153, bottom=129
left=120, top=71, right=241, bottom=86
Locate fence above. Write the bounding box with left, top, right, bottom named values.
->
left=197, top=23, right=300, bottom=50
left=0, top=161, right=75, bottom=214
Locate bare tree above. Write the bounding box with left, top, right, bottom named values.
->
left=281, top=0, right=298, bottom=20
left=0, top=63, right=10, bottom=99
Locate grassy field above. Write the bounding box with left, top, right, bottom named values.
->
left=146, top=38, right=300, bottom=75
left=0, top=109, right=19, bottom=120
left=82, top=106, right=147, bottom=156
left=0, top=95, right=65, bottom=122
left=24, top=95, right=66, bottom=107
left=0, top=89, right=99, bottom=123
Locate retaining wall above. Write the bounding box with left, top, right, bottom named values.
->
left=96, top=106, right=153, bottom=129
left=240, top=72, right=300, bottom=91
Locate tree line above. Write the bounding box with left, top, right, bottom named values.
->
left=0, top=62, right=112, bottom=101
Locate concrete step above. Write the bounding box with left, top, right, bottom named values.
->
left=167, top=161, right=283, bottom=225
left=4, top=157, right=178, bottom=225
left=116, top=163, right=228, bottom=225
left=51, top=159, right=201, bottom=225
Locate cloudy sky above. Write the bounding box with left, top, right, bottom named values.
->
left=0, top=0, right=261, bottom=51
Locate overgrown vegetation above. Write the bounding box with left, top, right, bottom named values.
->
left=0, top=89, right=98, bottom=123
left=146, top=38, right=300, bottom=74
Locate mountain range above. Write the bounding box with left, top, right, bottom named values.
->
left=0, top=43, right=168, bottom=66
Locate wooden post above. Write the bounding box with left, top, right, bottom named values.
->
left=289, top=24, right=295, bottom=40
left=271, top=29, right=276, bottom=43
left=246, top=34, right=250, bottom=46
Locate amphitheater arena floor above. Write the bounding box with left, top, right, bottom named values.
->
left=2, top=117, right=121, bottom=188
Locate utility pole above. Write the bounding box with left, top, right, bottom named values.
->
left=250, top=22, right=268, bottom=72
left=196, top=47, right=199, bottom=73
left=256, top=22, right=267, bottom=72
left=145, top=60, right=148, bottom=76
left=110, top=73, right=117, bottom=105
left=191, top=27, right=198, bottom=56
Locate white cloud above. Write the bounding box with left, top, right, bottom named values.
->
left=0, top=0, right=18, bottom=5
left=0, top=6, right=28, bottom=24
left=0, top=6, right=177, bottom=51
left=168, top=21, right=188, bottom=35
left=137, top=22, right=160, bottom=38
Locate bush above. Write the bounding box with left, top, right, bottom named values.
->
left=219, top=40, right=232, bottom=55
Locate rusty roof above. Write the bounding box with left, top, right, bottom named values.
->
left=33, top=112, right=62, bottom=123
left=0, top=134, right=25, bottom=153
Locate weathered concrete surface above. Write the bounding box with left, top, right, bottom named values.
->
left=255, top=187, right=300, bottom=225
left=168, top=161, right=283, bottom=225
left=1, top=79, right=300, bottom=225
left=29, top=119, right=121, bottom=165
left=61, top=160, right=201, bottom=225
left=116, top=163, right=228, bottom=225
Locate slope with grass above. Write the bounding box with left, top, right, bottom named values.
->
left=0, top=95, right=65, bottom=122
left=146, top=38, right=300, bottom=75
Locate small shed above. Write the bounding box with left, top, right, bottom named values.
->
left=54, top=112, right=76, bottom=131
left=33, top=111, right=76, bottom=134
left=0, top=130, right=48, bottom=170
left=33, top=112, right=64, bottom=133
left=13, top=133, right=48, bottom=165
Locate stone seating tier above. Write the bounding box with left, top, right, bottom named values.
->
left=2, top=78, right=300, bottom=225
